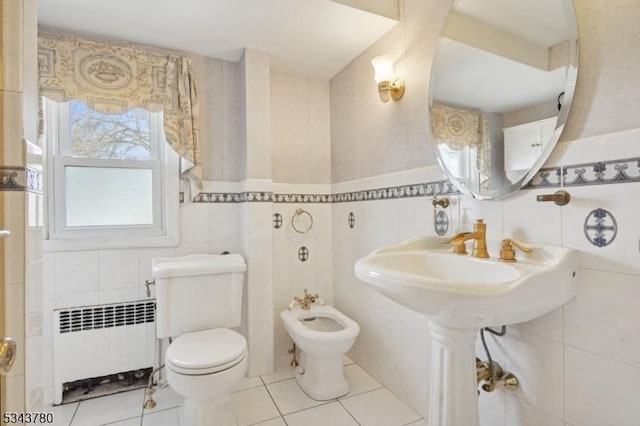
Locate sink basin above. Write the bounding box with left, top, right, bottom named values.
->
left=355, top=236, right=576, bottom=329
left=355, top=236, right=576, bottom=426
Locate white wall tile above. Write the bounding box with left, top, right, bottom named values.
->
left=504, top=331, right=564, bottom=418
left=565, top=346, right=640, bottom=426
left=564, top=268, right=640, bottom=367
left=502, top=189, right=562, bottom=245
left=54, top=251, right=99, bottom=294
left=505, top=395, right=564, bottom=426
left=99, top=249, right=139, bottom=290
left=180, top=203, right=211, bottom=243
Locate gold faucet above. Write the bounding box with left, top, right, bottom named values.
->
left=443, top=219, right=489, bottom=258
left=292, top=289, right=319, bottom=310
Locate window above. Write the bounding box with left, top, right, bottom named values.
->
left=44, top=99, right=179, bottom=248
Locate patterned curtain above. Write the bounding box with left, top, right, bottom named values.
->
left=431, top=104, right=491, bottom=177
left=38, top=32, right=202, bottom=186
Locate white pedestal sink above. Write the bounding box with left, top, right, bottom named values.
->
left=354, top=236, right=576, bottom=426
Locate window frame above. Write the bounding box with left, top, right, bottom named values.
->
left=43, top=98, right=180, bottom=250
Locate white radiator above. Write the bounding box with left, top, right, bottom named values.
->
left=53, top=300, right=156, bottom=404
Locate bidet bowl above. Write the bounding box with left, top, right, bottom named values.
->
left=354, top=236, right=577, bottom=329
left=281, top=305, right=359, bottom=356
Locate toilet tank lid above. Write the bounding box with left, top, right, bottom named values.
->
left=152, top=254, right=246, bottom=278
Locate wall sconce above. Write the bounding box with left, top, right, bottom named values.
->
left=371, top=55, right=405, bottom=103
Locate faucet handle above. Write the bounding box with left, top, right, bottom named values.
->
left=443, top=233, right=470, bottom=254
left=499, top=238, right=532, bottom=262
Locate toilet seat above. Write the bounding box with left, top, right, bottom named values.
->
left=166, top=328, right=247, bottom=375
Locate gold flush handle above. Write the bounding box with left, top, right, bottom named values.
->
left=499, top=238, right=532, bottom=262
left=0, top=337, right=17, bottom=376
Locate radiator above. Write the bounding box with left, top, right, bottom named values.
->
left=53, top=300, right=156, bottom=404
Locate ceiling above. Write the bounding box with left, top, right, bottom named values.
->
left=37, top=0, right=399, bottom=80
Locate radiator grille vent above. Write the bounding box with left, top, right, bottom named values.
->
left=58, top=301, right=155, bottom=334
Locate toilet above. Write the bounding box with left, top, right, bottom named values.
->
left=280, top=304, right=360, bottom=400
left=152, top=254, right=247, bottom=426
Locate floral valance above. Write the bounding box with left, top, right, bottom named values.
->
left=37, top=32, right=202, bottom=186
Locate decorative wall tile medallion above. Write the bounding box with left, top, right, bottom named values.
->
left=434, top=210, right=449, bottom=236
left=584, top=208, right=617, bottom=247
left=273, top=213, right=283, bottom=229
left=348, top=212, right=355, bottom=229
left=298, top=246, right=309, bottom=262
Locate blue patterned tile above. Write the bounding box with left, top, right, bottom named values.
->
left=584, top=208, right=617, bottom=247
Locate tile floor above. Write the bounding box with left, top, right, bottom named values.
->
left=47, top=357, right=427, bottom=426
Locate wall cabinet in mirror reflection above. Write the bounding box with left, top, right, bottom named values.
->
left=428, top=0, right=579, bottom=199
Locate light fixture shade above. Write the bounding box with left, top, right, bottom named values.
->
left=371, top=55, right=395, bottom=83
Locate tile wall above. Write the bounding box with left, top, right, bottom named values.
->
left=331, top=128, right=640, bottom=426
left=271, top=183, right=333, bottom=362
left=40, top=180, right=248, bottom=404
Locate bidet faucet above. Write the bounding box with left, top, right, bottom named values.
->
left=443, top=219, right=489, bottom=258
left=289, top=289, right=323, bottom=310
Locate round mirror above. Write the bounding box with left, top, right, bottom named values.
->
left=429, top=0, right=578, bottom=199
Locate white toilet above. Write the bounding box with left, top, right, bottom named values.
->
left=152, top=254, right=247, bottom=426
left=280, top=304, right=360, bottom=400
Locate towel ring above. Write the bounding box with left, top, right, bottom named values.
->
left=291, top=208, right=313, bottom=233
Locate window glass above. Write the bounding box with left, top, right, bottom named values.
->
left=64, top=166, right=154, bottom=227
left=69, top=100, right=152, bottom=160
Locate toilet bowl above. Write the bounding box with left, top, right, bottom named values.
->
left=165, top=328, right=248, bottom=425
left=281, top=305, right=360, bottom=400
left=152, top=254, right=248, bottom=426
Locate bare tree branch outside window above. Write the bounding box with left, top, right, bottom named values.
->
left=69, top=100, right=151, bottom=160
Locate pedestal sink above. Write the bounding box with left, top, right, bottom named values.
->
left=354, top=236, right=576, bottom=426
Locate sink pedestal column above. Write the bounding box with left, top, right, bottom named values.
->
left=427, top=322, right=479, bottom=426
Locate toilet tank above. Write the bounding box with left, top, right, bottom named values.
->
left=152, top=254, right=246, bottom=339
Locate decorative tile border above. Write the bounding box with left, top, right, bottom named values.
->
left=0, top=166, right=26, bottom=191
left=273, top=193, right=332, bottom=203
left=525, top=157, right=640, bottom=189
left=191, top=179, right=457, bottom=204
left=332, top=180, right=458, bottom=203
left=193, top=191, right=274, bottom=203
left=190, top=157, right=640, bottom=204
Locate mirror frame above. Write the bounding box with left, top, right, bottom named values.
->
left=428, top=0, right=579, bottom=200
